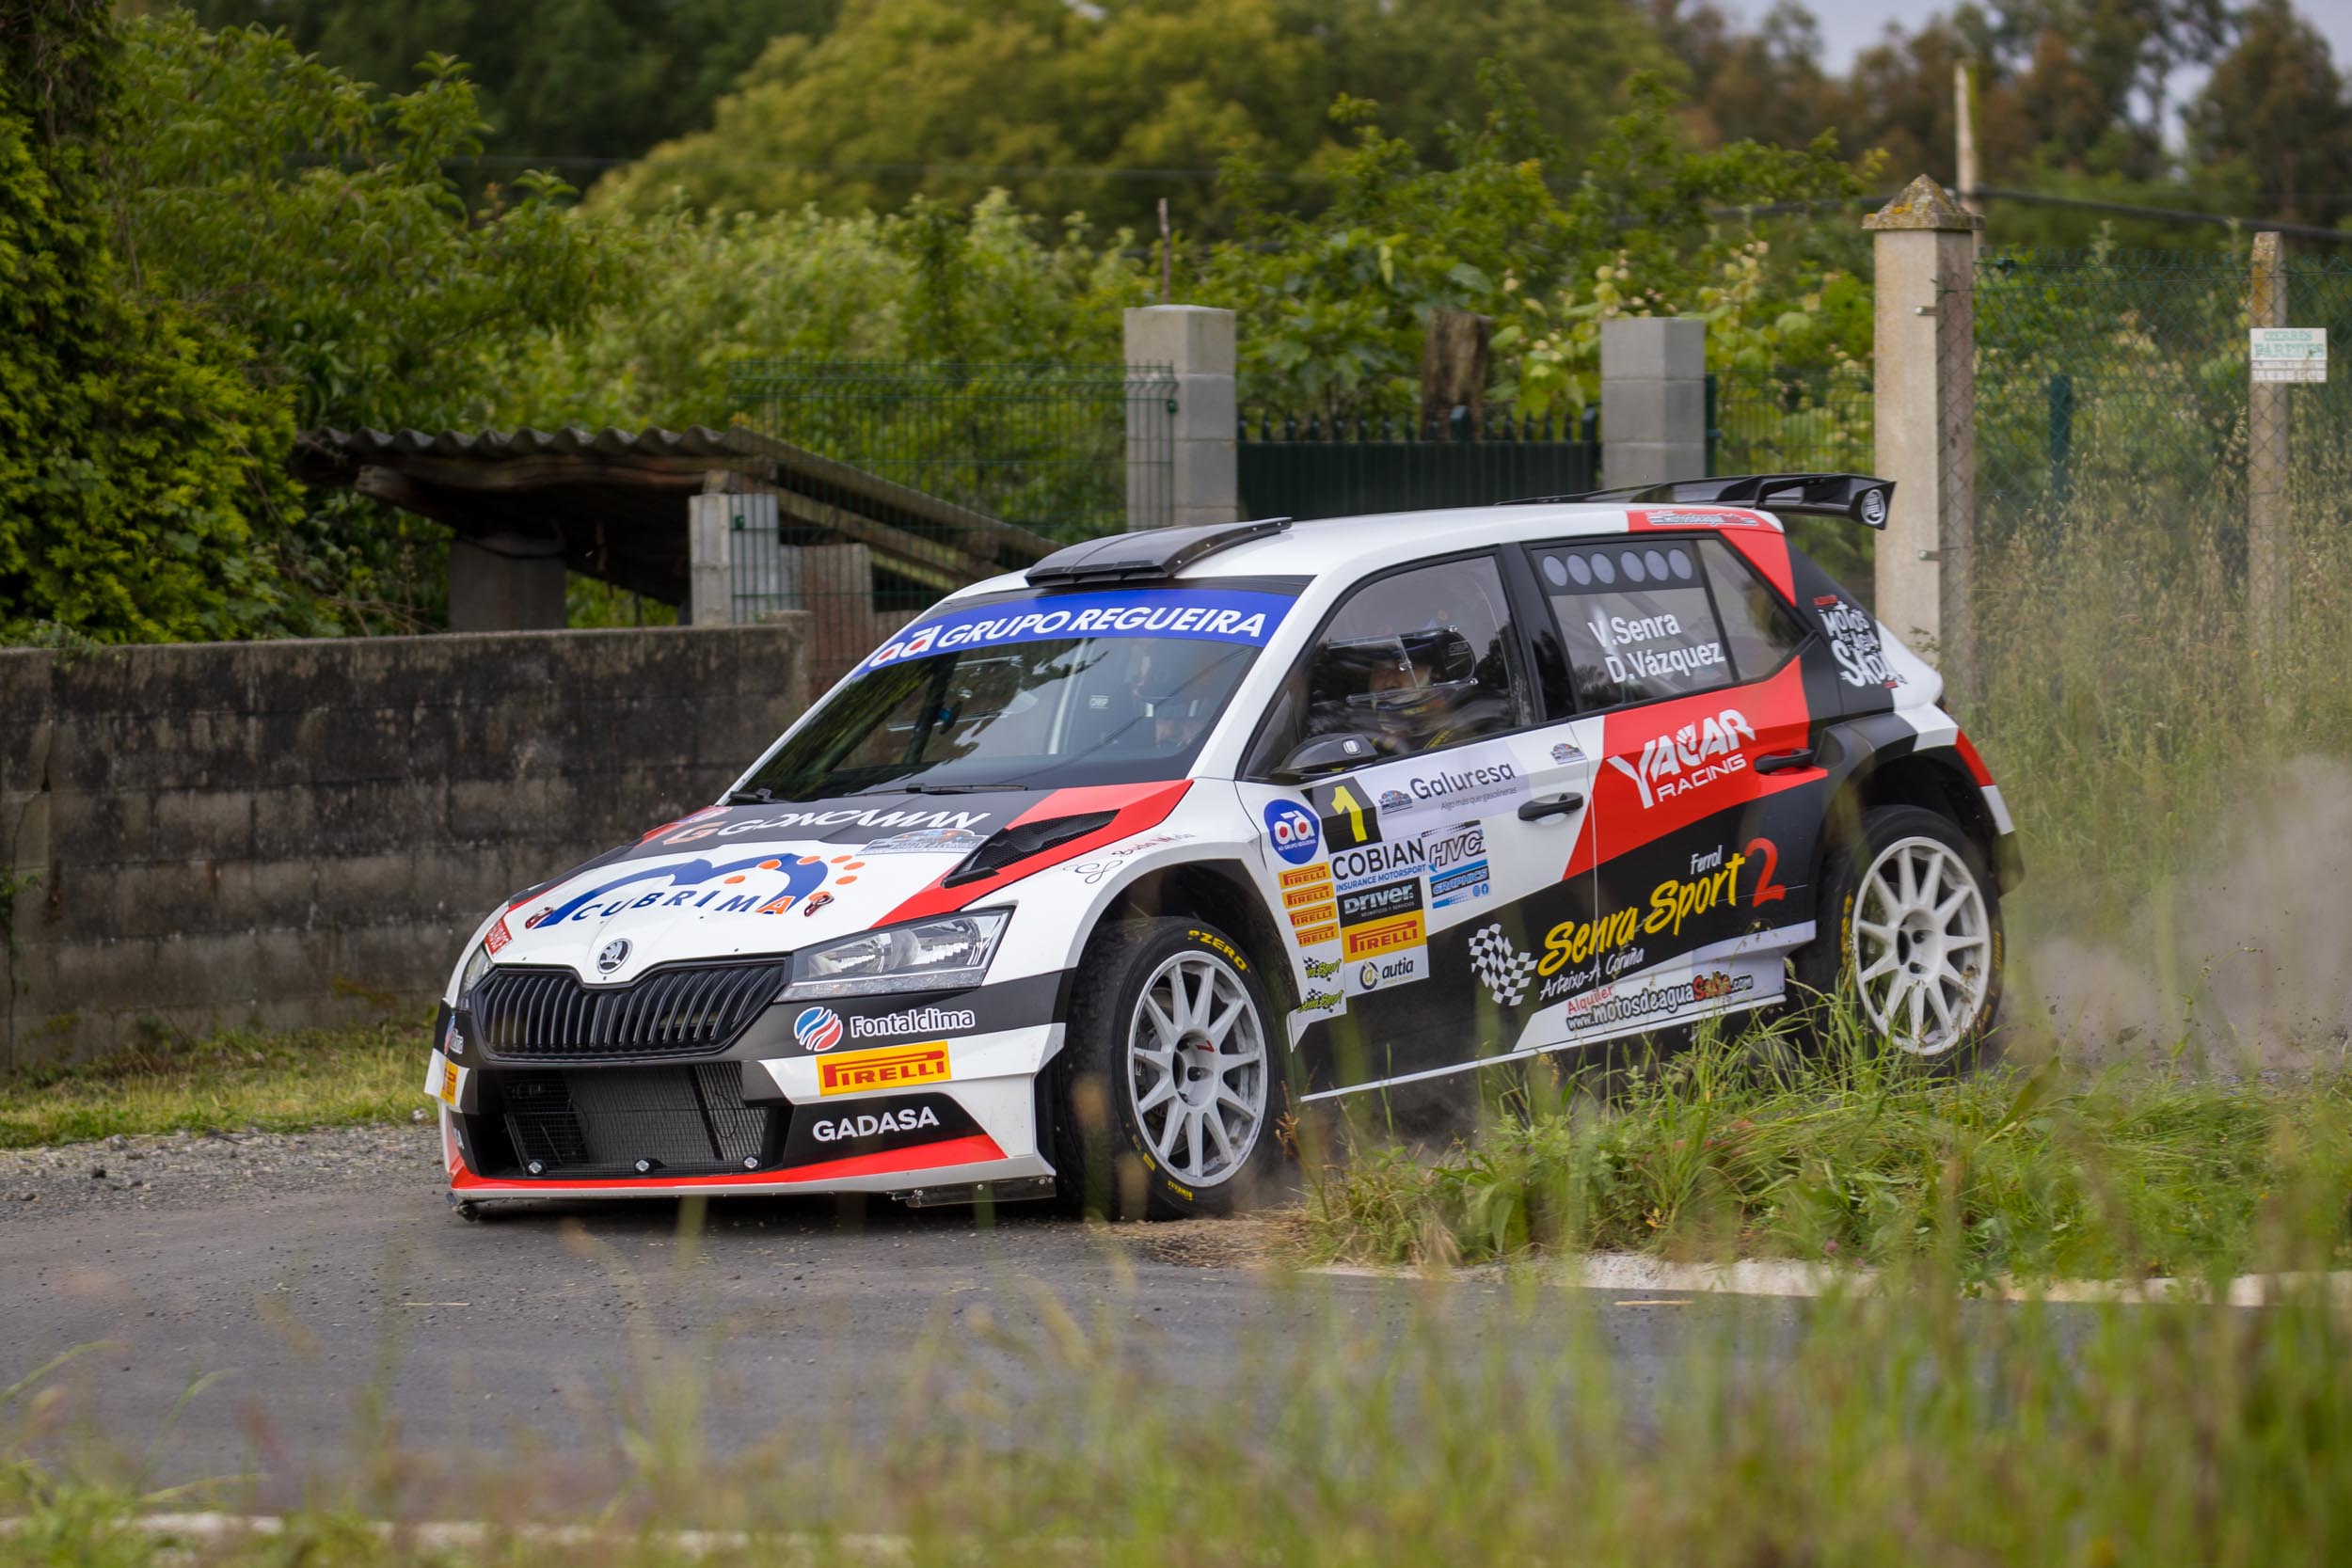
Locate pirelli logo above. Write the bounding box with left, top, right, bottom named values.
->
left=1343, top=911, right=1424, bottom=959
left=1283, top=883, right=1333, bottom=911
left=1293, top=922, right=1339, bottom=945
left=817, top=1042, right=953, bottom=1097
left=1279, top=864, right=1332, bottom=891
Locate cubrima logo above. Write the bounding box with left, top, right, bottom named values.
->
left=596, top=938, right=631, bottom=974
left=1263, top=798, right=1320, bottom=865
left=793, top=1006, right=844, bottom=1053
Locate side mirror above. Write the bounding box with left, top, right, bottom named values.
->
left=1279, top=732, right=1381, bottom=779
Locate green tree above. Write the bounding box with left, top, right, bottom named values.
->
left=185, top=0, right=840, bottom=167
left=1, top=0, right=306, bottom=643
left=2185, top=0, right=2352, bottom=228
left=103, top=13, right=621, bottom=628
left=599, top=0, right=1677, bottom=230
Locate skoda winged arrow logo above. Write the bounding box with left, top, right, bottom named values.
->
left=596, top=938, right=632, bottom=974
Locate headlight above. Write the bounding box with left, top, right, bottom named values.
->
left=458, top=940, right=494, bottom=1000
left=784, top=911, right=1009, bottom=997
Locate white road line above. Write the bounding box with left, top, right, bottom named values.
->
left=1311, top=1253, right=2352, bottom=1306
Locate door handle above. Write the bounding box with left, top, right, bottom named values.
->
left=1518, top=792, right=1585, bottom=821
left=1753, top=748, right=1816, bottom=775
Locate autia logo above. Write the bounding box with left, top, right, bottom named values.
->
left=1607, top=707, right=1757, bottom=809
left=1263, top=798, right=1321, bottom=865
left=793, top=1006, right=845, bottom=1053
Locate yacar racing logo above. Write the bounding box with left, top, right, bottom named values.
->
left=1607, top=708, right=1756, bottom=809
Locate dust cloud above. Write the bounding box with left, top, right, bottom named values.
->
left=2014, top=754, right=2352, bottom=1074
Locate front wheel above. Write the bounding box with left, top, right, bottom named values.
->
left=1791, top=804, right=2004, bottom=1067
left=1052, top=917, right=1285, bottom=1219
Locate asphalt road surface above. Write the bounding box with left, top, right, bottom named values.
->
left=1, top=1126, right=1809, bottom=1513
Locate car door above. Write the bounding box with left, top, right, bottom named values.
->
left=1520, top=531, right=1820, bottom=1040
left=1240, top=550, right=1597, bottom=1099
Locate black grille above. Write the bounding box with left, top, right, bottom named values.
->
left=470, top=960, right=787, bottom=1061
left=497, top=1065, right=772, bottom=1177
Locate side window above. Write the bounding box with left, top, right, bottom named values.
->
left=1248, top=555, right=1531, bottom=775
left=1532, top=539, right=1734, bottom=710
left=1697, top=538, right=1809, bottom=681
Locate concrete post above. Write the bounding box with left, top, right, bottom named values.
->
left=688, top=492, right=737, bottom=626
left=1866, top=175, right=1984, bottom=693
left=446, top=534, right=566, bottom=632
left=1123, top=306, right=1237, bottom=530
left=1598, top=318, right=1707, bottom=487
left=2249, top=231, right=2288, bottom=659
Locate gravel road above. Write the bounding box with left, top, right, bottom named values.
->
left=0, top=1123, right=1788, bottom=1513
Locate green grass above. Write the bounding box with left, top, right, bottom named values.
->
left=0, top=1018, right=428, bottom=1148
left=1305, top=1013, right=2352, bottom=1284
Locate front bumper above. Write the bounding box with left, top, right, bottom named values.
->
left=428, top=974, right=1067, bottom=1199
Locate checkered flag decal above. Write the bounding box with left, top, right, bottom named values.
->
left=1467, top=924, right=1538, bottom=1008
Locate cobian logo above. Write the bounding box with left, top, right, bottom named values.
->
left=793, top=1006, right=845, bottom=1053
left=817, top=1043, right=952, bottom=1097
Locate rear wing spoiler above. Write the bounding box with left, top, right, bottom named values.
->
left=1509, top=473, right=1895, bottom=529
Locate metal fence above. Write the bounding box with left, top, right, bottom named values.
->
left=728, top=360, right=1178, bottom=545
left=1707, top=368, right=1875, bottom=480
left=1239, top=406, right=1600, bottom=521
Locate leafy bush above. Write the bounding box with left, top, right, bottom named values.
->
left=0, top=0, right=307, bottom=643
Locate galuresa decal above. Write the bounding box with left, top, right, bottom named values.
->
left=855, top=589, right=1295, bottom=675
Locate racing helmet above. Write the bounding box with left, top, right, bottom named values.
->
left=1311, top=626, right=1483, bottom=732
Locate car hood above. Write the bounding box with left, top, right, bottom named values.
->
left=483, top=795, right=1026, bottom=984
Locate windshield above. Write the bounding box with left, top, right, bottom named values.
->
left=734, top=586, right=1295, bottom=800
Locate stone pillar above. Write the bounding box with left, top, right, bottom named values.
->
left=1123, top=305, right=1237, bottom=530
left=446, top=533, right=566, bottom=632
left=1866, top=175, right=1984, bottom=691
left=1599, top=317, right=1707, bottom=487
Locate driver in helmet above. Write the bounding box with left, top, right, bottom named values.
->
left=1306, top=626, right=1506, bottom=754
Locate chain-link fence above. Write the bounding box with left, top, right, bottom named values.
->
left=1972, top=248, right=2352, bottom=550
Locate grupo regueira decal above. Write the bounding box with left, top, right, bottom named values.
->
left=854, top=588, right=1294, bottom=677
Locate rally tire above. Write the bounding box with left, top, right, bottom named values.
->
left=1052, top=917, right=1285, bottom=1220
left=1790, top=804, right=2004, bottom=1070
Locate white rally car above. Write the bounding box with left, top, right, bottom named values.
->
left=429, top=473, right=2019, bottom=1218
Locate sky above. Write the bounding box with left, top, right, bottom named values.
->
left=1747, top=0, right=2352, bottom=150
left=1790, top=0, right=2352, bottom=71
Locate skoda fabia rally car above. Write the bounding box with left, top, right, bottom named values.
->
left=429, top=472, right=2020, bottom=1219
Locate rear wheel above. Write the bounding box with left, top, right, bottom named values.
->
left=1792, top=804, right=2003, bottom=1067
left=1052, top=917, right=1283, bottom=1219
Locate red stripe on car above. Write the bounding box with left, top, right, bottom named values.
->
left=874, top=780, right=1193, bottom=925
left=448, top=1132, right=1008, bottom=1193
left=1951, top=729, right=1996, bottom=786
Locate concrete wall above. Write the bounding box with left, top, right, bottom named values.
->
left=1, top=622, right=809, bottom=1067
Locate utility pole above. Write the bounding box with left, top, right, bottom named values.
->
left=1158, top=198, right=1172, bottom=305
left=2249, top=231, right=2289, bottom=660
left=1953, top=58, right=1982, bottom=220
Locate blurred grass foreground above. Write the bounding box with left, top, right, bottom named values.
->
left=5, top=1204, right=2350, bottom=1566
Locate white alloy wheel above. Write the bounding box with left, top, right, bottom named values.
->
left=1850, top=835, right=1994, bottom=1054
left=1125, top=950, right=1268, bottom=1186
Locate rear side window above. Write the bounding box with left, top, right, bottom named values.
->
left=1695, top=538, right=1809, bottom=681
left=1531, top=540, right=1732, bottom=709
